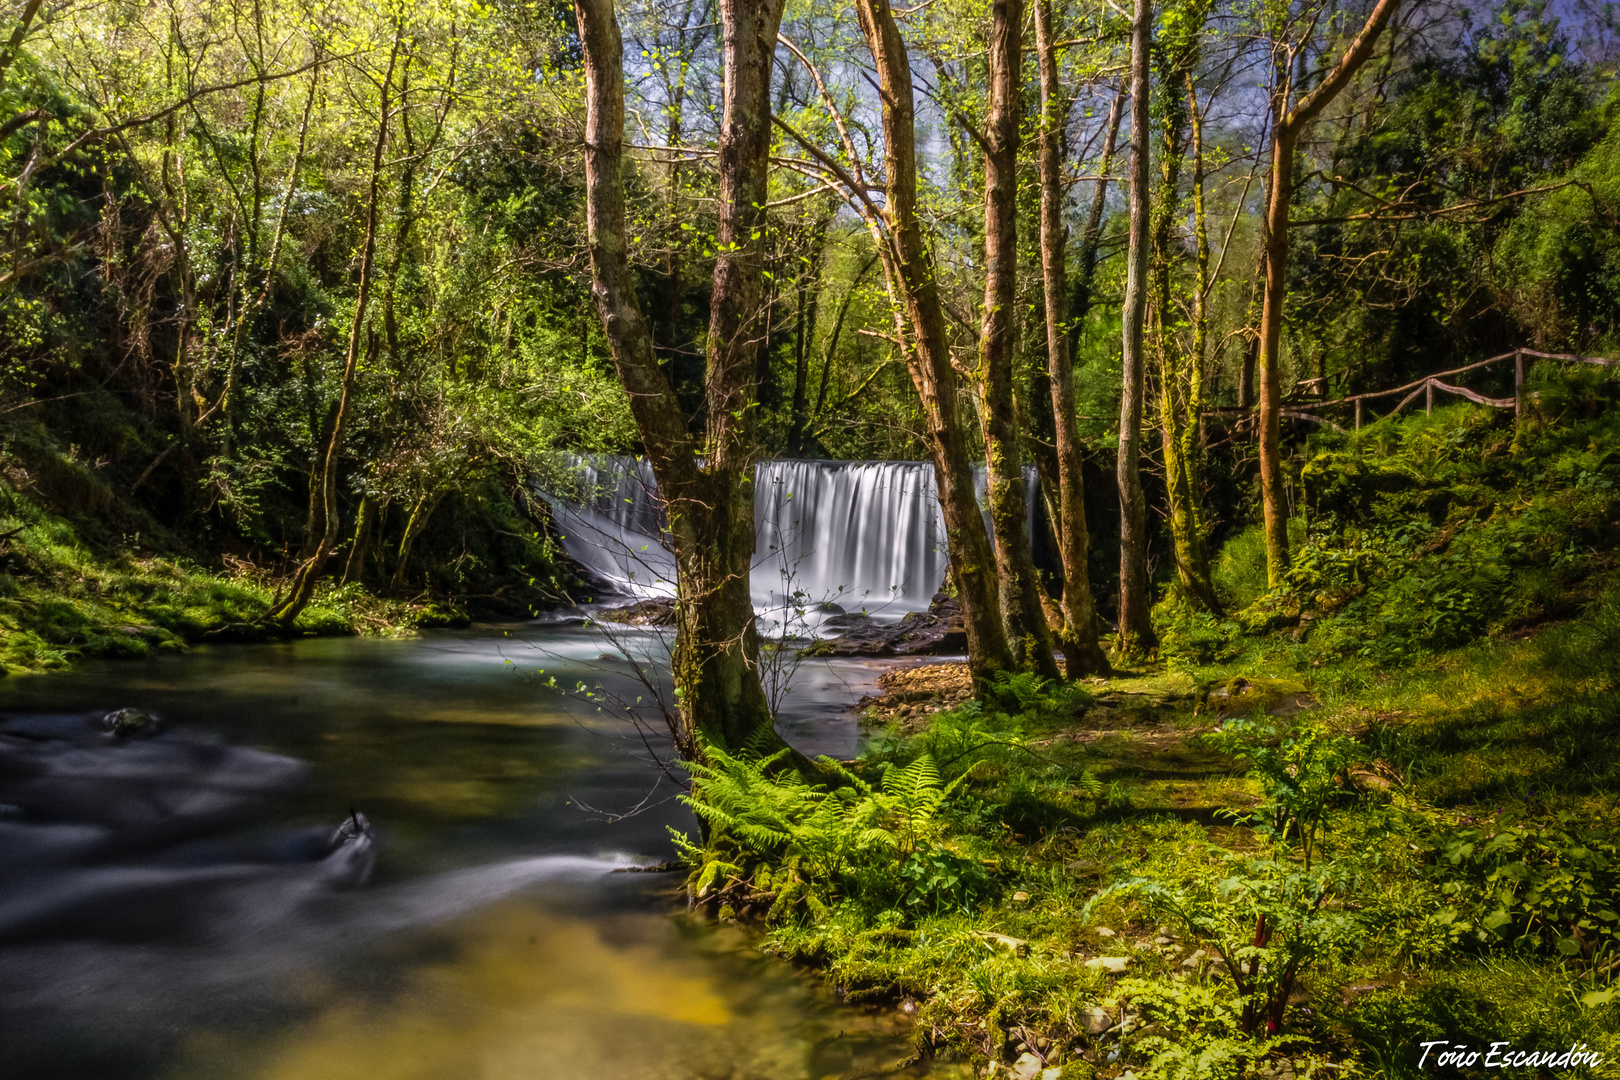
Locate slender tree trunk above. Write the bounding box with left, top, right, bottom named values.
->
left=1074, top=90, right=1125, bottom=322
left=1237, top=276, right=1259, bottom=411
left=573, top=0, right=785, bottom=754
left=1180, top=72, right=1220, bottom=613
left=854, top=0, right=1015, bottom=688
left=390, top=490, right=446, bottom=593
left=786, top=218, right=829, bottom=455
left=1034, top=0, right=1108, bottom=678
left=1116, top=0, right=1156, bottom=652
left=1256, top=121, right=1294, bottom=587
left=979, top=0, right=1059, bottom=680
left=1149, top=40, right=1221, bottom=614
left=270, top=32, right=403, bottom=627
left=1256, top=0, right=1402, bottom=585
left=340, top=493, right=376, bottom=586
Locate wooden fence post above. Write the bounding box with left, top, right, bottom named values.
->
left=1354, top=398, right=1362, bottom=431
left=1514, top=348, right=1524, bottom=422
left=1425, top=379, right=1433, bottom=416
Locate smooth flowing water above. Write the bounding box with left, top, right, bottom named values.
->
left=0, top=628, right=959, bottom=1080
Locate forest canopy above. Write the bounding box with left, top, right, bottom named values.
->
left=0, top=0, right=1615, bottom=672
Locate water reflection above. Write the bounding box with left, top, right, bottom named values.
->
left=170, top=900, right=947, bottom=1080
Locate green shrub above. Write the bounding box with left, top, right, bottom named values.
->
left=1203, top=715, right=1363, bottom=869
left=1090, top=850, right=1365, bottom=1037
left=1426, top=812, right=1620, bottom=984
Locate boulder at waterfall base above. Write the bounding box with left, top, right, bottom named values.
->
left=804, top=593, right=967, bottom=657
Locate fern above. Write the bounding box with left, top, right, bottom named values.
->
left=680, top=744, right=982, bottom=920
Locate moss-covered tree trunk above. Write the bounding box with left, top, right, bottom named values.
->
left=980, top=0, right=1060, bottom=680
left=1033, top=0, right=1109, bottom=678
left=853, top=0, right=1016, bottom=690
left=1116, top=0, right=1157, bottom=652
left=1149, top=30, right=1221, bottom=615
left=573, top=0, right=785, bottom=754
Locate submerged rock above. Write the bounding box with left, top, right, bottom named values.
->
left=320, top=810, right=376, bottom=888
left=101, top=708, right=160, bottom=739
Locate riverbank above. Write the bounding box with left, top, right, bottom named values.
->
left=0, top=491, right=472, bottom=675
left=664, top=400, right=1620, bottom=1077
left=686, top=589, right=1620, bottom=1078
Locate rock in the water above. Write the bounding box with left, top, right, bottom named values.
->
left=806, top=591, right=968, bottom=657
left=101, top=708, right=160, bottom=739
left=320, top=810, right=376, bottom=887
left=593, top=598, right=677, bottom=626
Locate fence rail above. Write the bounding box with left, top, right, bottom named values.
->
left=1276, top=348, right=1618, bottom=431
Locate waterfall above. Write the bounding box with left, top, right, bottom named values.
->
left=543, top=456, right=1040, bottom=635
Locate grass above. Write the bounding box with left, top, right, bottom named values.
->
left=720, top=603, right=1620, bottom=1076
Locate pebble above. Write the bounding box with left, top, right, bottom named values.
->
left=993, top=1053, right=1043, bottom=1080
left=1083, top=955, right=1131, bottom=975
left=1079, top=1005, right=1114, bottom=1034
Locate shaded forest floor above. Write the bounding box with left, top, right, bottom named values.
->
left=750, top=595, right=1620, bottom=1079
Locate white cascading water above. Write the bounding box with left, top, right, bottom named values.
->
left=543, top=456, right=1037, bottom=635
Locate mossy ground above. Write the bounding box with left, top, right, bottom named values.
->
left=740, top=600, right=1620, bottom=1079
left=0, top=481, right=455, bottom=675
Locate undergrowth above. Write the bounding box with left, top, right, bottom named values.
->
left=679, top=374, right=1620, bottom=1078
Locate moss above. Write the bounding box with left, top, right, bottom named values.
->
left=0, top=481, right=430, bottom=673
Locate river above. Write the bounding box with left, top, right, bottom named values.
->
left=0, top=626, right=962, bottom=1080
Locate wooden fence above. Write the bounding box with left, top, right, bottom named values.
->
left=1281, top=348, right=1619, bottom=432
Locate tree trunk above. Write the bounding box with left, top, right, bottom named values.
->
left=1150, top=38, right=1221, bottom=615
left=786, top=218, right=829, bottom=455
left=270, top=32, right=403, bottom=628
left=1115, top=0, right=1156, bottom=652
left=1256, top=120, right=1294, bottom=588
left=1180, top=71, right=1220, bottom=614
left=340, top=492, right=376, bottom=586
left=390, top=490, right=446, bottom=593
left=853, top=0, right=1015, bottom=689
left=572, top=0, right=785, bottom=754
left=1034, top=0, right=1108, bottom=678
left=1256, top=0, right=1403, bottom=586
left=979, top=0, right=1059, bottom=680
